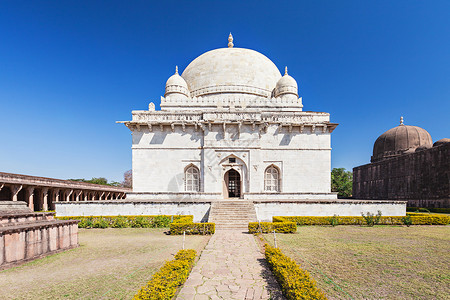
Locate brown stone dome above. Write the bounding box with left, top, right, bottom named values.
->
left=433, top=138, right=450, bottom=147
left=371, top=123, right=432, bottom=162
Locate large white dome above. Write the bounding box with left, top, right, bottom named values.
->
left=181, top=47, right=282, bottom=98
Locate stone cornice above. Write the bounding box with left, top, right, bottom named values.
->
left=118, top=111, right=338, bottom=133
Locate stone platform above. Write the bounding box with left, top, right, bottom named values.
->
left=0, top=201, right=79, bottom=269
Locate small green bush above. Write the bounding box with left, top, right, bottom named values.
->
left=130, top=216, right=151, bottom=228
left=93, top=218, right=108, bottom=229
left=169, top=223, right=215, bottom=235
left=78, top=217, right=94, bottom=228
left=134, top=249, right=196, bottom=300
left=328, top=214, right=339, bottom=227
left=111, top=215, right=128, bottom=228
left=402, top=215, right=412, bottom=227
left=361, top=210, right=382, bottom=227
left=248, top=222, right=297, bottom=234
left=152, top=215, right=171, bottom=228
left=265, top=244, right=327, bottom=300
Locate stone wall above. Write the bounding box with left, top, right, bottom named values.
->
left=353, top=143, right=450, bottom=208
left=0, top=221, right=78, bottom=269
left=56, top=201, right=211, bottom=222
left=56, top=199, right=406, bottom=222
left=254, top=199, right=406, bottom=221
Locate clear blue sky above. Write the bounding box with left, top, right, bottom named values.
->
left=1, top=1, right=449, bottom=182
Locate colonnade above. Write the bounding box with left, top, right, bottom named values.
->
left=0, top=172, right=130, bottom=211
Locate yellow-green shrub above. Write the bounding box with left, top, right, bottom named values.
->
left=172, top=215, right=194, bottom=224
left=55, top=215, right=193, bottom=228
left=273, top=213, right=449, bottom=226
left=248, top=222, right=297, bottom=233
left=265, top=244, right=327, bottom=300
left=134, top=249, right=196, bottom=300
left=169, top=222, right=215, bottom=235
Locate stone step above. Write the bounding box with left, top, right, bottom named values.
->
left=208, top=200, right=257, bottom=231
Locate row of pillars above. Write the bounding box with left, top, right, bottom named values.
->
left=0, top=183, right=126, bottom=211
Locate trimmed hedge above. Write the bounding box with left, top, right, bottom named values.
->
left=248, top=222, right=297, bottom=233
left=172, top=216, right=195, bottom=224
left=170, top=222, right=215, bottom=235
left=265, top=244, right=327, bottom=300
left=134, top=249, right=196, bottom=300
left=273, top=213, right=450, bottom=226
left=56, top=215, right=193, bottom=228
left=407, top=207, right=450, bottom=214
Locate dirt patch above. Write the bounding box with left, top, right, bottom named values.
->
left=263, top=226, right=450, bottom=300
left=0, top=228, right=210, bottom=299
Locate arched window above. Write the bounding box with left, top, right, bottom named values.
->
left=185, top=166, right=200, bottom=192
left=264, top=166, right=280, bottom=192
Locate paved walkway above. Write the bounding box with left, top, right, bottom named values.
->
left=177, top=230, right=284, bottom=300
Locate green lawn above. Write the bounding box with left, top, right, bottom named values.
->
left=263, top=226, right=450, bottom=300
left=0, top=228, right=210, bottom=299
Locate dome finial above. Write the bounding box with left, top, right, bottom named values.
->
left=284, top=66, right=288, bottom=76
left=228, top=33, right=234, bottom=48
left=400, top=116, right=404, bottom=125
left=175, top=65, right=178, bottom=75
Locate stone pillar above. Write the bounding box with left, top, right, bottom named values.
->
left=66, top=189, right=73, bottom=202
left=75, top=190, right=82, bottom=202
left=11, top=185, right=23, bottom=201
left=55, top=190, right=60, bottom=202
left=84, top=192, right=88, bottom=201
left=42, top=187, right=49, bottom=211
left=26, top=186, right=35, bottom=210
left=99, top=192, right=105, bottom=200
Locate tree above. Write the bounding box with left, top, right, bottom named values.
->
left=331, top=168, right=353, bottom=198
left=122, top=170, right=132, bottom=188
left=69, top=177, right=112, bottom=186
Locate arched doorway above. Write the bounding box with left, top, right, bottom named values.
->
left=224, top=169, right=241, bottom=198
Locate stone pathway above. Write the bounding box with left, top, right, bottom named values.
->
left=177, top=230, right=284, bottom=300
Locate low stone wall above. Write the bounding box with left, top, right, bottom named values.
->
left=55, top=201, right=211, bottom=222
left=0, top=221, right=79, bottom=269
left=253, top=199, right=407, bottom=221
left=244, top=192, right=338, bottom=200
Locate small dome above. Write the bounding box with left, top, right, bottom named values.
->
left=433, top=138, right=450, bottom=147
left=165, top=66, right=189, bottom=97
left=274, top=67, right=298, bottom=98
left=371, top=119, right=433, bottom=162
left=415, top=145, right=431, bottom=152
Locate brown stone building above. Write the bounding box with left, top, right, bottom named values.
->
left=353, top=118, right=449, bottom=208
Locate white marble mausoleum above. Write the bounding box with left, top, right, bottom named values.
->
left=55, top=34, right=406, bottom=221
left=121, top=34, right=339, bottom=202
